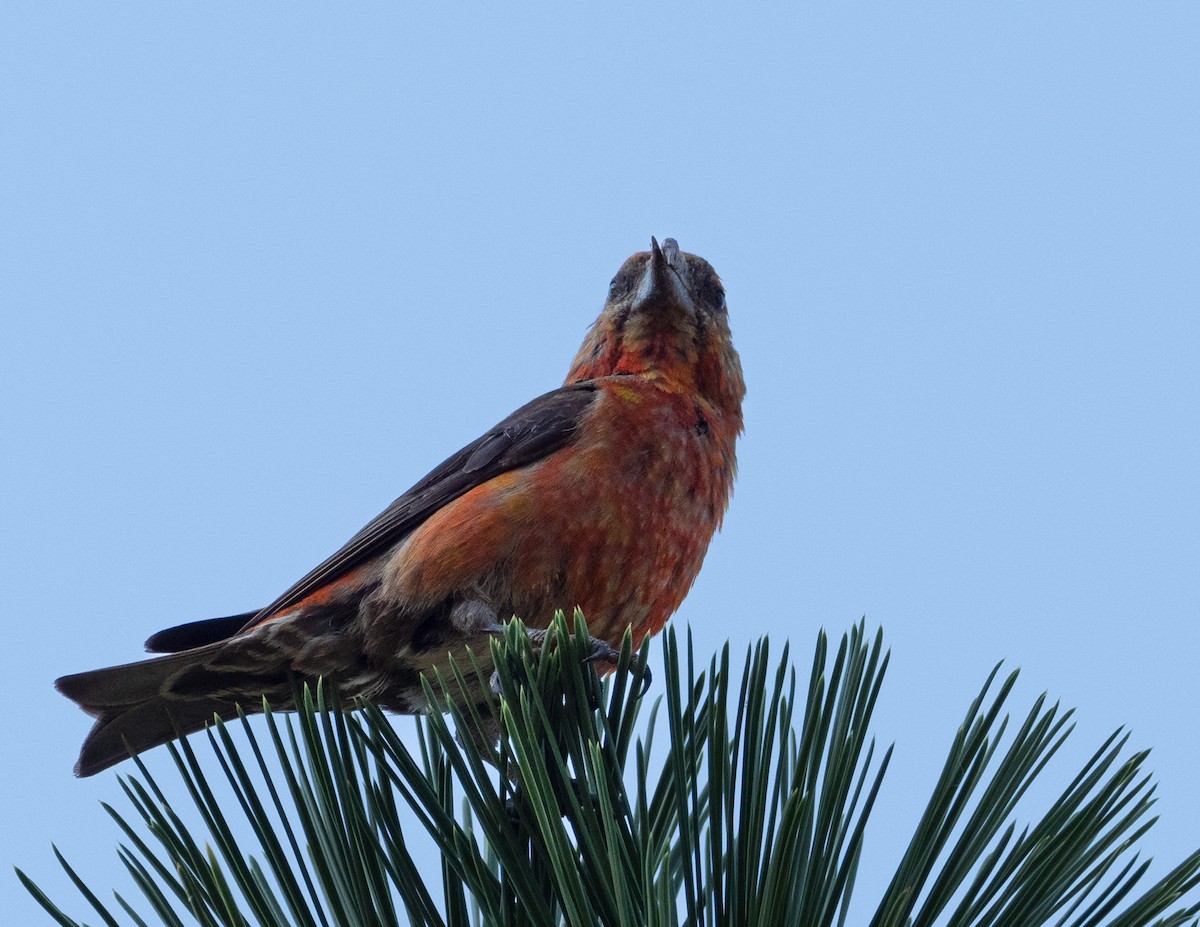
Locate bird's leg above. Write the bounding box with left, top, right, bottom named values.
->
left=443, top=600, right=513, bottom=697
left=522, top=627, right=622, bottom=669
left=447, top=599, right=648, bottom=699
left=448, top=599, right=506, bottom=636
left=522, top=627, right=630, bottom=710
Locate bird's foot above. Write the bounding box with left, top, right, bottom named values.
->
left=449, top=599, right=506, bottom=636
left=524, top=627, right=622, bottom=669
left=447, top=601, right=650, bottom=700
left=489, top=626, right=650, bottom=701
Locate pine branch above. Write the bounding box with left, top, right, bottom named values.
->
left=18, top=615, right=1200, bottom=927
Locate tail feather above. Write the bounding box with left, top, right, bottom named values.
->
left=56, top=647, right=226, bottom=713
left=74, top=696, right=249, bottom=777
left=59, top=600, right=368, bottom=776
left=57, top=643, right=295, bottom=777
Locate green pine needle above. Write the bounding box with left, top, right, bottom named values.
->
left=20, top=616, right=1200, bottom=927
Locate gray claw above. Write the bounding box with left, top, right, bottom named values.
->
left=633, top=662, right=653, bottom=698
left=584, top=641, right=622, bottom=668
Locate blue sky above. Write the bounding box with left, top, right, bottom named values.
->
left=3, top=3, right=1198, bottom=921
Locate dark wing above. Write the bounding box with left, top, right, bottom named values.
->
left=144, top=611, right=260, bottom=652
left=147, top=381, right=600, bottom=649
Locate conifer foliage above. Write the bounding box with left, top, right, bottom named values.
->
left=19, top=616, right=1200, bottom=926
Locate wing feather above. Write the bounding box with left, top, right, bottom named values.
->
left=243, top=382, right=599, bottom=627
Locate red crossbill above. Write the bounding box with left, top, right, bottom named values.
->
left=57, top=237, right=745, bottom=777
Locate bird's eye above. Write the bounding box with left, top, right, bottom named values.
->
left=608, top=273, right=630, bottom=300
left=700, top=279, right=726, bottom=311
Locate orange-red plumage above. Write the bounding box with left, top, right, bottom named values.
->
left=391, top=375, right=736, bottom=647
left=57, top=237, right=744, bottom=776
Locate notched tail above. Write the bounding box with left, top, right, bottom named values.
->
left=56, top=649, right=211, bottom=716
left=60, top=597, right=367, bottom=776
left=69, top=697, right=250, bottom=778
left=56, top=644, right=293, bottom=777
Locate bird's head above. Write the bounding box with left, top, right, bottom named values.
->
left=567, top=238, right=745, bottom=419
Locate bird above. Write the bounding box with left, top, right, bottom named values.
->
left=57, top=237, right=745, bottom=777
